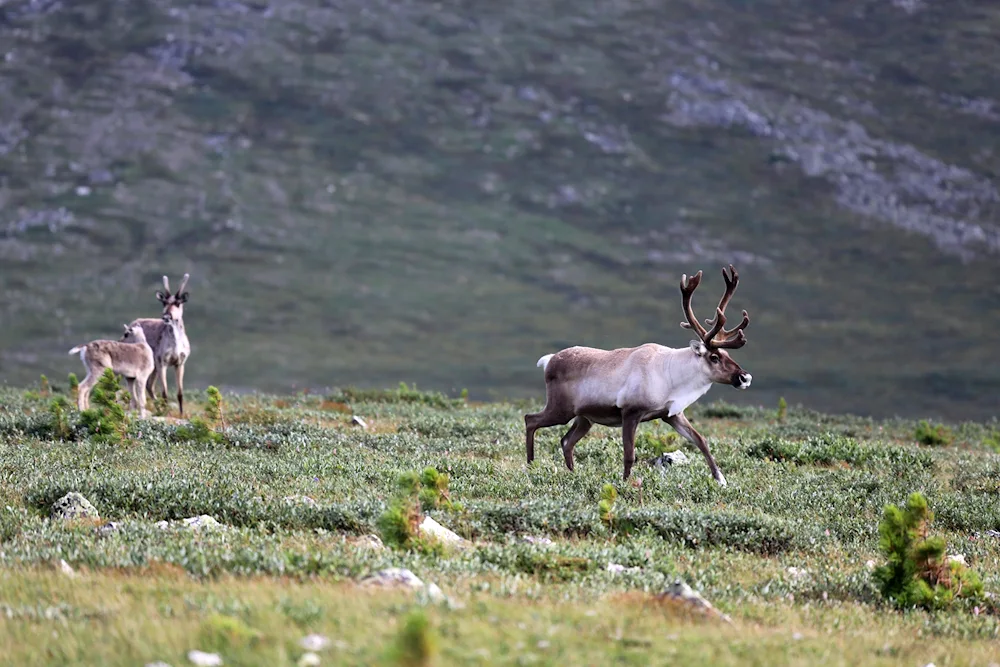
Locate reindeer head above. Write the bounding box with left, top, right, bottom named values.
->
left=120, top=323, right=148, bottom=344
left=679, top=265, right=752, bottom=390
left=156, top=273, right=189, bottom=321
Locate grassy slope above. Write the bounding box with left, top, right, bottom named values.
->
left=1, top=0, right=999, bottom=419
left=1, top=384, right=999, bottom=665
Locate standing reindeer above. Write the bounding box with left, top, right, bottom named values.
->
left=127, top=274, right=192, bottom=417
left=69, top=324, right=155, bottom=417
left=525, top=265, right=752, bottom=486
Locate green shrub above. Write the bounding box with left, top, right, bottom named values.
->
left=635, top=432, right=678, bottom=457
left=174, top=416, right=225, bottom=445
left=747, top=434, right=934, bottom=469
left=914, top=420, right=953, bottom=446
left=78, top=369, right=129, bottom=444
left=47, top=396, right=74, bottom=441
left=377, top=467, right=459, bottom=553
left=205, top=386, right=225, bottom=426
left=776, top=396, right=788, bottom=422
left=388, top=610, right=438, bottom=667
left=598, top=484, right=617, bottom=529
left=983, top=431, right=1000, bottom=454
left=700, top=401, right=746, bottom=419
left=873, top=492, right=983, bottom=610
left=335, top=382, right=464, bottom=409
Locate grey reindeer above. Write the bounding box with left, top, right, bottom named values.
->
left=70, top=324, right=155, bottom=417
left=126, top=273, right=193, bottom=416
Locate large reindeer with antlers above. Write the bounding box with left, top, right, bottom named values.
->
left=525, top=265, right=752, bottom=486
left=127, top=274, right=192, bottom=417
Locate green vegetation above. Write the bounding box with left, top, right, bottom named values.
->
left=77, top=369, right=129, bottom=445
left=915, top=420, right=955, bottom=447
left=388, top=610, right=439, bottom=667
left=0, top=386, right=998, bottom=664
left=777, top=396, right=788, bottom=423
left=873, top=492, right=983, bottom=610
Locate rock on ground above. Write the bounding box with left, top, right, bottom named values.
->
left=51, top=492, right=99, bottom=521
left=657, top=579, right=732, bottom=624
left=419, top=516, right=464, bottom=545
left=359, top=567, right=446, bottom=603
left=156, top=515, right=223, bottom=531
left=651, top=450, right=690, bottom=468
left=299, top=634, right=331, bottom=652
left=187, top=650, right=223, bottom=666
left=353, top=534, right=385, bottom=550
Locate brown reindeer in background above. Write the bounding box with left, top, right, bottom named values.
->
left=126, top=274, right=192, bottom=417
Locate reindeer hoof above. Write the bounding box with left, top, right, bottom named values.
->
left=715, top=472, right=728, bottom=487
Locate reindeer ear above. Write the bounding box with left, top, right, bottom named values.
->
left=123, top=324, right=130, bottom=332
left=155, top=291, right=168, bottom=303
left=689, top=340, right=708, bottom=357
left=176, top=292, right=189, bottom=304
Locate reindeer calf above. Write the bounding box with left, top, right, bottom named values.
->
left=69, top=324, right=155, bottom=417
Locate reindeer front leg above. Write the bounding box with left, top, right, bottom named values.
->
left=665, top=412, right=727, bottom=487
left=621, top=409, right=644, bottom=481
left=175, top=362, right=185, bottom=417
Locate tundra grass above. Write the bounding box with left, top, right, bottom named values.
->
left=0, top=386, right=998, bottom=665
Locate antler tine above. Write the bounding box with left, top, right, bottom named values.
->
left=162, top=275, right=171, bottom=293
left=703, top=307, right=726, bottom=344
left=712, top=329, right=747, bottom=350
left=678, top=271, right=708, bottom=339
left=176, top=273, right=190, bottom=295
left=703, top=264, right=740, bottom=327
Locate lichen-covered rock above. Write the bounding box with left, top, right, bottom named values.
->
left=657, top=579, right=732, bottom=624
left=50, top=492, right=99, bottom=521
left=283, top=495, right=319, bottom=508
left=360, top=567, right=425, bottom=589
left=156, top=515, right=223, bottom=531
left=651, top=450, right=690, bottom=468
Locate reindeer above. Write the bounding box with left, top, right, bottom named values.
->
left=69, top=324, right=155, bottom=417
left=524, top=265, right=752, bottom=486
left=127, top=274, right=192, bottom=416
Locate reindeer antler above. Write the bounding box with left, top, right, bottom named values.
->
left=679, top=265, right=750, bottom=350
left=176, top=273, right=190, bottom=296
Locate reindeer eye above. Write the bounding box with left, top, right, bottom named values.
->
left=710, top=354, right=720, bottom=363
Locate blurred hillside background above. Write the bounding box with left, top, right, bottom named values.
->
left=1, top=0, right=998, bottom=419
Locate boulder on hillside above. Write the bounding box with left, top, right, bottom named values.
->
left=51, top=492, right=99, bottom=521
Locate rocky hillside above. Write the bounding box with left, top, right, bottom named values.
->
left=1, top=0, right=998, bottom=418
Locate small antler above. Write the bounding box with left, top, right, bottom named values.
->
left=176, top=273, right=190, bottom=296
left=679, top=265, right=750, bottom=350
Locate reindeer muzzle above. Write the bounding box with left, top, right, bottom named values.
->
left=732, top=372, right=752, bottom=390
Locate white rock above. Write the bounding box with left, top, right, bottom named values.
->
left=786, top=566, right=810, bottom=580
left=145, top=662, right=172, bottom=667
left=652, top=450, right=690, bottom=467
left=421, top=582, right=447, bottom=604
left=658, top=579, right=732, bottom=624
left=182, top=515, right=221, bottom=530
left=418, top=516, right=465, bottom=545
left=58, top=559, right=76, bottom=578
left=297, top=653, right=321, bottom=667
left=865, top=559, right=876, bottom=570
left=51, top=492, right=99, bottom=521
left=520, top=535, right=553, bottom=546
left=96, top=521, right=122, bottom=535
left=606, top=562, right=639, bottom=574
left=946, top=554, right=967, bottom=566
left=360, top=567, right=425, bottom=589
left=299, top=634, right=331, bottom=652
left=350, top=415, right=368, bottom=430
left=187, top=650, right=223, bottom=666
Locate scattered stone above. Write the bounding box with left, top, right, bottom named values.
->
left=96, top=521, right=122, bottom=536
left=284, top=495, right=319, bottom=508
left=946, top=554, right=967, bottom=566
left=657, top=579, right=732, bottom=624
left=651, top=450, right=690, bottom=468
left=421, top=582, right=446, bottom=604
left=606, top=562, right=640, bottom=574
left=187, top=650, right=223, bottom=666
left=786, top=566, right=810, bottom=580
left=299, top=634, right=331, bottom=652
left=792, top=632, right=804, bottom=641
left=418, top=516, right=465, bottom=545
left=51, top=492, right=99, bottom=521
left=58, top=559, right=76, bottom=578
left=520, top=535, right=554, bottom=546
left=145, top=662, right=172, bottom=667
left=350, top=415, right=368, bottom=430
left=297, top=653, right=321, bottom=667
left=156, top=515, right=223, bottom=531
left=865, top=559, right=877, bottom=570
left=360, top=567, right=426, bottom=590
